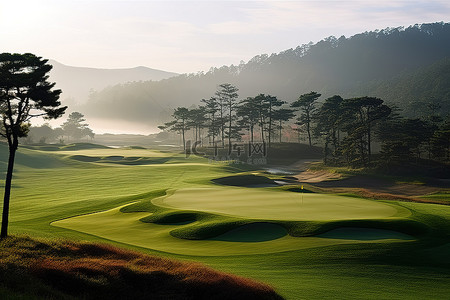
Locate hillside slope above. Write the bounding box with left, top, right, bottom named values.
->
left=48, top=60, right=178, bottom=105
left=365, top=57, right=450, bottom=116
left=81, top=22, right=450, bottom=130
left=0, top=236, right=282, bottom=300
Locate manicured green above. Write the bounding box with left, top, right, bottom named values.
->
left=154, top=187, right=404, bottom=220
left=1, top=143, right=449, bottom=299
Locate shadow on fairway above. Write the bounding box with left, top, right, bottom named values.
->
left=317, top=227, right=414, bottom=240
left=210, top=223, right=288, bottom=242
left=212, top=174, right=279, bottom=187
left=69, top=155, right=171, bottom=165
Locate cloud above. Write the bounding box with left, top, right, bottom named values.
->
left=209, top=1, right=450, bottom=36
left=1, top=0, right=449, bottom=73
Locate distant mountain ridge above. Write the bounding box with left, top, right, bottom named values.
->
left=77, top=22, right=450, bottom=132
left=48, top=60, right=178, bottom=105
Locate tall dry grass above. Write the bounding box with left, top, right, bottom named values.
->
left=0, top=236, right=283, bottom=299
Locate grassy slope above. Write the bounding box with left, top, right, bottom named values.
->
left=0, top=236, right=281, bottom=300
left=1, top=143, right=449, bottom=299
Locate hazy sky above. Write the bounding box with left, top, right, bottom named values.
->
left=1, top=0, right=449, bottom=74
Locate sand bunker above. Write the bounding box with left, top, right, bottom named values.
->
left=210, top=223, right=287, bottom=242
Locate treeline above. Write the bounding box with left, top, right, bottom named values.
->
left=160, top=84, right=450, bottom=167
left=23, top=112, right=94, bottom=144
left=159, top=84, right=296, bottom=150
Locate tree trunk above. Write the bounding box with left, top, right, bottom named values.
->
left=1, top=139, right=18, bottom=239
left=228, top=103, right=232, bottom=151
left=360, top=137, right=366, bottom=166
left=279, top=120, right=282, bottom=143
left=323, top=136, right=329, bottom=165
left=220, top=106, right=224, bottom=147
left=211, top=114, right=215, bottom=147
left=260, top=115, right=265, bottom=143
left=307, top=121, right=312, bottom=147
left=260, top=125, right=265, bottom=143
left=367, top=121, right=371, bottom=163
left=268, top=103, right=272, bottom=148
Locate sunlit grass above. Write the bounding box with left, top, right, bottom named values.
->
left=419, top=191, right=450, bottom=203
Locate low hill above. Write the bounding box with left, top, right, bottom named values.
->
left=48, top=60, right=178, bottom=105
left=0, top=236, right=282, bottom=300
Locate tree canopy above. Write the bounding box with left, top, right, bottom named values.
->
left=0, top=53, right=67, bottom=238
left=61, top=112, right=94, bottom=141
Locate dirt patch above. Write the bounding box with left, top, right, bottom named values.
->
left=289, top=162, right=448, bottom=204
left=313, top=175, right=442, bottom=197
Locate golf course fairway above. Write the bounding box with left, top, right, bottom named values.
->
left=53, top=187, right=413, bottom=255
left=52, top=201, right=412, bottom=256
left=2, top=143, right=450, bottom=299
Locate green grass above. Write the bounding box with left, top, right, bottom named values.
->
left=419, top=191, right=450, bottom=203
left=153, top=186, right=405, bottom=221
left=1, top=143, right=450, bottom=299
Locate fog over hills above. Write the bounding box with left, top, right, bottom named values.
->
left=50, top=22, right=450, bottom=134
left=48, top=60, right=178, bottom=106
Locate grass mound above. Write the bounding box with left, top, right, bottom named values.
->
left=0, top=236, right=282, bottom=300
left=140, top=211, right=199, bottom=225
left=69, top=155, right=101, bottom=162
left=60, top=143, right=111, bottom=151
left=21, top=144, right=66, bottom=151
left=0, top=145, right=66, bottom=169
left=317, top=227, right=414, bottom=240
left=212, top=174, right=277, bottom=187
left=68, top=155, right=171, bottom=165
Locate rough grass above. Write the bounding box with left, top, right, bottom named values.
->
left=419, top=191, right=450, bottom=203
left=0, top=236, right=282, bottom=300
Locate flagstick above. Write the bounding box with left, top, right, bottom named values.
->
left=301, top=184, right=304, bottom=204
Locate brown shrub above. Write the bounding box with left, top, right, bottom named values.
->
left=1, top=236, right=283, bottom=300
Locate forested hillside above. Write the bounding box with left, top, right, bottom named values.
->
left=365, top=57, right=450, bottom=117
left=82, top=22, right=450, bottom=129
